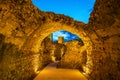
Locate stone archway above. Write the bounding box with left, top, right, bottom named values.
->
left=22, top=21, right=93, bottom=74
left=0, top=0, right=120, bottom=80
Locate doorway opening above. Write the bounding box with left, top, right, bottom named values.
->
left=41, top=30, right=87, bottom=73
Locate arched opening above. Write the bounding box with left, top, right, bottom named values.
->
left=1, top=0, right=120, bottom=80
left=40, top=30, right=88, bottom=73
left=22, top=21, right=93, bottom=75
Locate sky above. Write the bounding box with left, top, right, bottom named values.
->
left=52, top=30, right=80, bottom=42
left=32, top=0, right=96, bottom=42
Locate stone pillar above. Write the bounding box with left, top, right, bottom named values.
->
left=86, top=46, right=93, bottom=75
left=58, top=36, right=64, bottom=44
left=60, top=47, right=64, bottom=58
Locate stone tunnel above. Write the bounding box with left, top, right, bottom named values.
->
left=0, top=0, right=120, bottom=80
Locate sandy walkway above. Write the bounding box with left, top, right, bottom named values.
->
left=34, top=61, right=87, bottom=80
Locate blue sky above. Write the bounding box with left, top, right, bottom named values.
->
left=32, top=0, right=96, bottom=42
left=52, top=30, right=80, bottom=42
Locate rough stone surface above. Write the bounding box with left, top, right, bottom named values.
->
left=60, top=40, right=87, bottom=72
left=53, top=42, right=66, bottom=61
left=41, top=37, right=52, bottom=67
left=0, top=34, right=40, bottom=80
left=0, top=0, right=120, bottom=80
left=88, top=0, right=120, bottom=80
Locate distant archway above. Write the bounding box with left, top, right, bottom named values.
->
left=23, top=20, right=93, bottom=74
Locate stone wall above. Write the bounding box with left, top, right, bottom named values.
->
left=0, top=1, right=44, bottom=79
left=0, top=0, right=120, bottom=80
left=0, top=34, right=41, bottom=80
left=87, top=0, right=120, bottom=79
left=60, top=40, right=87, bottom=72
left=53, top=43, right=66, bottom=61
left=41, top=37, right=53, bottom=66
